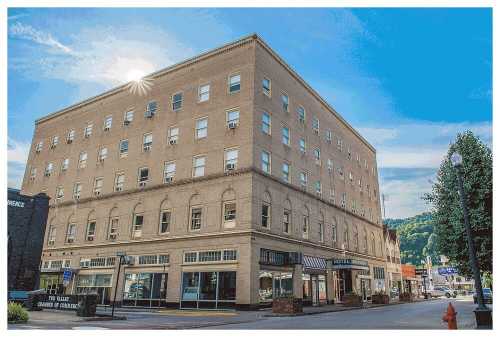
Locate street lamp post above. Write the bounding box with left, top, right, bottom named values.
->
left=450, top=152, right=492, bottom=329
left=111, top=251, right=126, bottom=320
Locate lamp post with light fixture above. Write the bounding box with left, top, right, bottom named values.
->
left=450, top=152, right=491, bottom=328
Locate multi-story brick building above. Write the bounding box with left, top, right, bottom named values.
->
left=21, top=34, right=386, bottom=309
left=383, top=225, right=403, bottom=300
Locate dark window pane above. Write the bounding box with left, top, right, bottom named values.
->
left=218, top=271, right=236, bottom=301
left=199, top=272, right=217, bottom=300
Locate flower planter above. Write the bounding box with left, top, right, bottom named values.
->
left=272, top=297, right=303, bottom=314
left=399, top=292, right=413, bottom=302
left=342, top=293, right=363, bottom=307
left=371, top=294, right=390, bottom=304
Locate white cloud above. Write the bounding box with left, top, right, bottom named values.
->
left=7, top=138, right=31, bottom=189
left=9, top=22, right=74, bottom=55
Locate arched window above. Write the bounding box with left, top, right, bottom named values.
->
left=302, top=205, right=309, bottom=239
left=159, top=199, right=172, bottom=234
left=108, top=207, right=119, bottom=240
left=222, top=189, right=236, bottom=228
left=283, top=199, right=292, bottom=234
left=371, top=232, right=376, bottom=256
left=363, top=228, right=368, bottom=253
left=132, top=203, right=144, bottom=238
left=66, top=213, right=76, bottom=243
left=343, top=221, right=349, bottom=250
left=86, top=210, right=96, bottom=241
left=189, top=194, right=202, bottom=231
left=261, top=191, right=272, bottom=229
left=353, top=225, right=359, bottom=252
left=47, top=218, right=57, bottom=246
left=332, top=217, right=338, bottom=246
left=318, top=211, right=325, bottom=243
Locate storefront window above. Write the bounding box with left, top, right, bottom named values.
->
left=76, top=273, right=113, bottom=305
left=123, top=272, right=167, bottom=307
left=199, top=272, right=217, bottom=300
left=181, top=271, right=236, bottom=309
left=259, top=270, right=293, bottom=303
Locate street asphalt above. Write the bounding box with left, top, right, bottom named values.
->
left=8, top=296, right=486, bottom=330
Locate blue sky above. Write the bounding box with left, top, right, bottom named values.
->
left=7, top=8, right=492, bottom=218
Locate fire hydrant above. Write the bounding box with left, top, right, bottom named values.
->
left=442, top=303, right=458, bottom=329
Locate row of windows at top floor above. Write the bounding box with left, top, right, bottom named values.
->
left=33, top=73, right=374, bottom=170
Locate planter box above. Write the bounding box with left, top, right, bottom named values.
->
left=372, top=294, right=390, bottom=304
left=342, top=293, right=363, bottom=307
left=272, top=297, right=303, bottom=314
left=399, top=293, right=413, bottom=302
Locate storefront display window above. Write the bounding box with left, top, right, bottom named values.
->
left=39, top=273, right=63, bottom=294
left=259, top=270, right=292, bottom=303
left=123, top=272, right=167, bottom=307
left=76, top=273, right=113, bottom=305
left=181, top=271, right=236, bottom=309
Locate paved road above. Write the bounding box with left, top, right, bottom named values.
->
left=9, top=297, right=484, bottom=330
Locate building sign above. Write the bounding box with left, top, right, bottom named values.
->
left=401, top=264, right=416, bottom=278
left=415, top=268, right=428, bottom=277
left=332, top=259, right=369, bottom=271
left=438, top=267, right=458, bottom=275
left=37, top=294, right=79, bottom=310
left=8, top=200, right=25, bottom=208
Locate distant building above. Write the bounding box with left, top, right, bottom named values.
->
left=383, top=225, right=402, bottom=298
left=401, top=264, right=422, bottom=298
left=8, top=188, right=49, bottom=291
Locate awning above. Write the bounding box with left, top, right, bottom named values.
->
left=303, top=255, right=327, bottom=271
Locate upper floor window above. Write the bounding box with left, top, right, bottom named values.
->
left=299, top=171, right=308, bottom=187
left=67, top=130, right=75, bottom=143
left=108, top=218, right=118, bottom=240
left=30, top=167, right=37, bottom=180
left=61, top=158, right=69, bottom=172
left=160, top=210, right=171, bottom=233
left=47, top=226, right=56, bottom=246
left=312, top=117, right=320, bottom=134
left=262, top=112, right=271, bottom=135
left=66, top=223, right=76, bottom=243
left=198, top=84, right=210, bottom=102
left=119, top=139, right=129, bottom=157
left=35, top=141, right=43, bottom=153
left=114, top=173, right=125, bottom=192
left=86, top=221, right=96, bottom=241
left=302, top=212, right=309, bottom=239
left=261, top=203, right=270, bottom=228
left=172, top=92, right=183, bottom=111
left=190, top=207, right=202, bottom=230
left=282, top=162, right=290, bottom=183
left=282, top=127, right=290, bottom=146
left=281, top=93, right=289, bottom=112
left=98, top=147, right=108, bottom=162
left=337, top=138, right=343, bottom=152
left=227, top=109, right=240, bottom=128
left=93, top=177, right=103, bottom=196
left=318, top=222, right=324, bottom=243
left=283, top=208, right=291, bottom=234
left=104, top=116, right=112, bottom=131
left=73, top=183, right=82, bottom=199
left=313, top=148, right=321, bottom=165
left=195, top=118, right=208, bottom=139
left=327, top=159, right=333, bottom=172
left=332, top=222, right=337, bottom=243
left=193, top=156, right=206, bottom=178
left=56, top=186, right=64, bottom=200
left=145, top=101, right=157, bottom=117
left=132, top=213, right=144, bottom=238
left=50, top=136, right=59, bottom=149
left=262, top=77, right=271, bottom=96
left=223, top=202, right=237, bottom=223
left=45, top=162, right=54, bottom=176
left=261, top=151, right=271, bottom=173
left=124, top=110, right=134, bottom=125
left=169, top=127, right=179, bottom=145
left=224, top=148, right=238, bottom=171
left=143, top=133, right=153, bottom=152
left=138, top=167, right=149, bottom=183
left=78, top=152, right=87, bottom=169
left=299, top=138, right=306, bottom=154
left=315, top=181, right=322, bottom=195
left=229, top=74, right=241, bottom=93
left=84, top=124, right=93, bottom=138
left=297, top=106, right=305, bottom=123
left=163, top=161, right=176, bottom=183
left=326, top=129, right=332, bottom=143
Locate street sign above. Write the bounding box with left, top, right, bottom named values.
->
left=415, top=268, right=428, bottom=276
left=438, top=267, right=458, bottom=275
left=62, top=269, right=73, bottom=286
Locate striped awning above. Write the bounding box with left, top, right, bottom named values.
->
left=303, top=255, right=327, bottom=271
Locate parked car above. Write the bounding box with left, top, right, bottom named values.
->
left=429, top=286, right=457, bottom=298
left=473, top=288, right=492, bottom=304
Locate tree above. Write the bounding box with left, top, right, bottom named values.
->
left=424, top=131, right=492, bottom=276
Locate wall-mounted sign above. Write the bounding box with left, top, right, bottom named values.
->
left=415, top=268, right=428, bottom=276
left=332, top=259, right=369, bottom=270
left=37, top=294, right=79, bottom=310
left=8, top=200, right=25, bottom=208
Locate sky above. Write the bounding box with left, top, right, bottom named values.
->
left=7, top=8, right=492, bottom=219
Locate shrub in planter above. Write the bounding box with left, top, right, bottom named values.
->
left=342, top=292, right=363, bottom=306
left=272, top=295, right=303, bottom=314
left=8, top=302, right=29, bottom=323
left=399, top=292, right=413, bottom=302
left=372, top=291, right=390, bottom=304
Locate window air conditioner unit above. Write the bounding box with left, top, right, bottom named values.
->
left=67, top=139, right=73, bottom=144
left=87, top=236, right=94, bottom=241
left=139, top=181, right=147, bottom=188
left=67, top=238, right=74, bottom=243
left=228, top=121, right=238, bottom=129
left=94, top=190, right=101, bottom=196
left=144, top=145, right=151, bottom=152
left=169, top=138, right=178, bottom=145
left=44, top=172, right=51, bottom=177
left=74, top=195, right=80, bottom=200
left=109, top=233, right=117, bottom=240
left=50, top=144, right=56, bottom=149
left=164, top=176, right=173, bottom=183
left=145, top=110, right=154, bottom=118
left=226, top=163, right=235, bottom=171
left=124, top=120, right=130, bottom=126
left=115, top=186, right=123, bottom=192
left=104, top=127, right=110, bottom=131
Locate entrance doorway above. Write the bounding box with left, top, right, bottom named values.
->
left=360, top=278, right=372, bottom=302
left=337, top=270, right=352, bottom=300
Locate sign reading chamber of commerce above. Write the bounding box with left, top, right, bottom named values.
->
left=37, top=294, right=79, bottom=310
left=438, top=267, right=458, bottom=275
left=332, top=259, right=369, bottom=270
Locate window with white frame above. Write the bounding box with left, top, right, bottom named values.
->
left=119, top=139, right=128, bottom=157
left=56, top=186, right=64, bottom=200
left=163, top=161, right=176, bottom=183
left=326, top=129, right=332, bottom=143
left=93, top=177, right=103, bottom=195
left=198, top=84, right=210, bottom=102
left=47, top=226, right=56, bottom=246
left=168, top=127, right=179, bottom=144
left=192, top=156, right=206, bottom=177
left=330, top=187, right=336, bottom=202
left=184, top=252, right=198, bottom=263
left=229, top=74, right=241, bottom=93
left=281, top=93, right=289, bottom=112
left=104, top=116, right=112, bottom=130
left=282, top=126, right=290, bottom=146
left=115, top=173, right=125, bottom=191
left=297, top=106, right=305, bottom=123
left=108, top=218, right=118, bottom=240
left=160, top=210, right=171, bottom=233
left=84, top=124, right=93, bottom=138
left=261, top=151, right=271, bottom=173
left=337, top=138, right=343, bottom=151
left=35, top=141, right=43, bottom=153
left=61, top=158, right=69, bottom=171
left=283, top=209, right=291, bottom=234
left=302, top=212, right=309, bottom=239
left=78, top=152, right=87, bottom=168
left=124, top=110, right=134, bottom=124
left=262, top=77, right=271, bottom=96
left=338, top=166, right=344, bottom=179
left=312, top=117, right=320, bottom=134
left=223, top=202, right=236, bottom=223
left=332, top=221, right=337, bottom=243
left=190, top=207, right=202, bottom=230
left=86, top=221, right=96, bottom=241
left=195, top=118, right=208, bottom=139
left=143, top=133, right=153, bottom=152
left=299, top=171, right=308, bottom=187
left=172, top=92, right=183, bottom=110
left=224, top=148, right=238, bottom=171
left=341, top=192, right=346, bottom=208
left=262, top=112, right=271, bottom=135
left=146, top=101, right=157, bottom=116
left=51, top=136, right=59, bottom=149
left=138, top=167, right=149, bottom=183
left=347, top=146, right=352, bottom=160
left=98, top=147, right=108, bottom=161
left=299, top=138, right=306, bottom=154
left=261, top=203, right=270, bottom=228
left=327, top=158, right=333, bottom=172
left=315, top=181, right=322, bottom=195
left=132, top=213, right=144, bottom=238
left=282, top=162, right=290, bottom=183
left=314, top=148, right=321, bottom=165
left=73, top=183, right=82, bottom=199
left=67, top=130, right=75, bottom=143
left=349, top=171, right=353, bottom=183
left=318, top=221, right=324, bottom=242
left=66, top=223, right=76, bottom=243
left=30, top=167, right=37, bottom=180
left=226, top=109, right=240, bottom=128
left=45, top=162, right=54, bottom=176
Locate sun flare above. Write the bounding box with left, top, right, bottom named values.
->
left=126, top=69, right=146, bottom=82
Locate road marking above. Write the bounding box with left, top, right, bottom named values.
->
left=72, top=326, right=110, bottom=330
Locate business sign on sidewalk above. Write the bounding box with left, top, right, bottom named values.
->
left=438, top=267, right=458, bottom=275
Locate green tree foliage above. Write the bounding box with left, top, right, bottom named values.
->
left=424, top=131, right=492, bottom=276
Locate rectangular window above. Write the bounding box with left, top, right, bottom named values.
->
left=195, top=118, right=208, bottom=139
left=94, top=177, right=103, bottom=195
left=51, top=136, right=59, bottom=149
left=198, top=84, right=210, bottom=102
left=281, top=93, right=289, bottom=112
left=326, top=129, right=332, bottom=143
left=163, top=161, right=176, bottom=183
left=133, top=214, right=144, bottom=238
left=261, top=204, right=270, bottom=228
left=312, top=117, right=320, bottom=134
left=299, top=138, right=306, bottom=154
left=282, top=162, right=290, bottom=182
left=56, top=186, right=64, bottom=200
left=35, top=141, right=43, bottom=153
left=45, top=163, right=53, bottom=176
left=261, top=151, right=271, bottom=173
left=172, top=92, right=183, bottom=111
left=98, top=147, right=108, bottom=161
left=160, top=210, right=171, bottom=233
left=119, top=139, right=129, bottom=157
left=146, top=101, right=157, bottom=117
left=223, top=250, right=237, bottom=261
left=224, top=202, right=236, bottom=222
left=262, top=77, right=271, bottom=96
left=226, top=109, right=240, bottom=128
left=224, top=148, right=238, bottom=171
left=262, top=112, right=271, bottom=135
left=109, top=218, right=118, bottom=240
left=318, top=222, right=324, bottom=242
left=124, top=110, right=134, bottom=125
left=297, top=106, right=305, bottom=123
left=192, top=156, right=206, bottom=178
left=299, top=171, right=308, bottom=187
left=315, top=181, right=322, bottom=195
left=330, top=187, right=336, bottom=202
left=143, top=133, right=153, bottom=152
left=73, top=183, right=82, bottom=199
left=138, top=255, right=158, bottom=265
left=30, top=167, right=37, bottom=180
left=67, top=130, right=75, bottom=143
left=159, top=254, right=170, bottom=264
left=169, top=127, right=179, bottom=145
left=199, top=251, right=222, bottom=262
left=283, top=209, right=291, bottom=234
left=337, top=138, right=343, bottom=152
left=84, top=124, right=93, bottom=138
left=115, top=173, right=125, bottom=192
left=314, top=148, right=321, bottom=163
left=86, top=221, right=96, bottom=241
left=327, top=159, right=333, bottom=171
left=138, top=167, right=149, bottom=182
left=282, top=127, right=290, bottom=146
left=184, top=252, right=198, bottom=263
left=332, top=224, right=337, bottom=243
left=66, top=224, right=76, bottom=243
left=191, top=207, right=202, bottom=230
left=47, top=226, right=56, bottom=246
left=229, top=74, right=241, bottom=93
left=78, top=152, right=87, bottom=168
left=104, top=116, right=112, bottom=130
